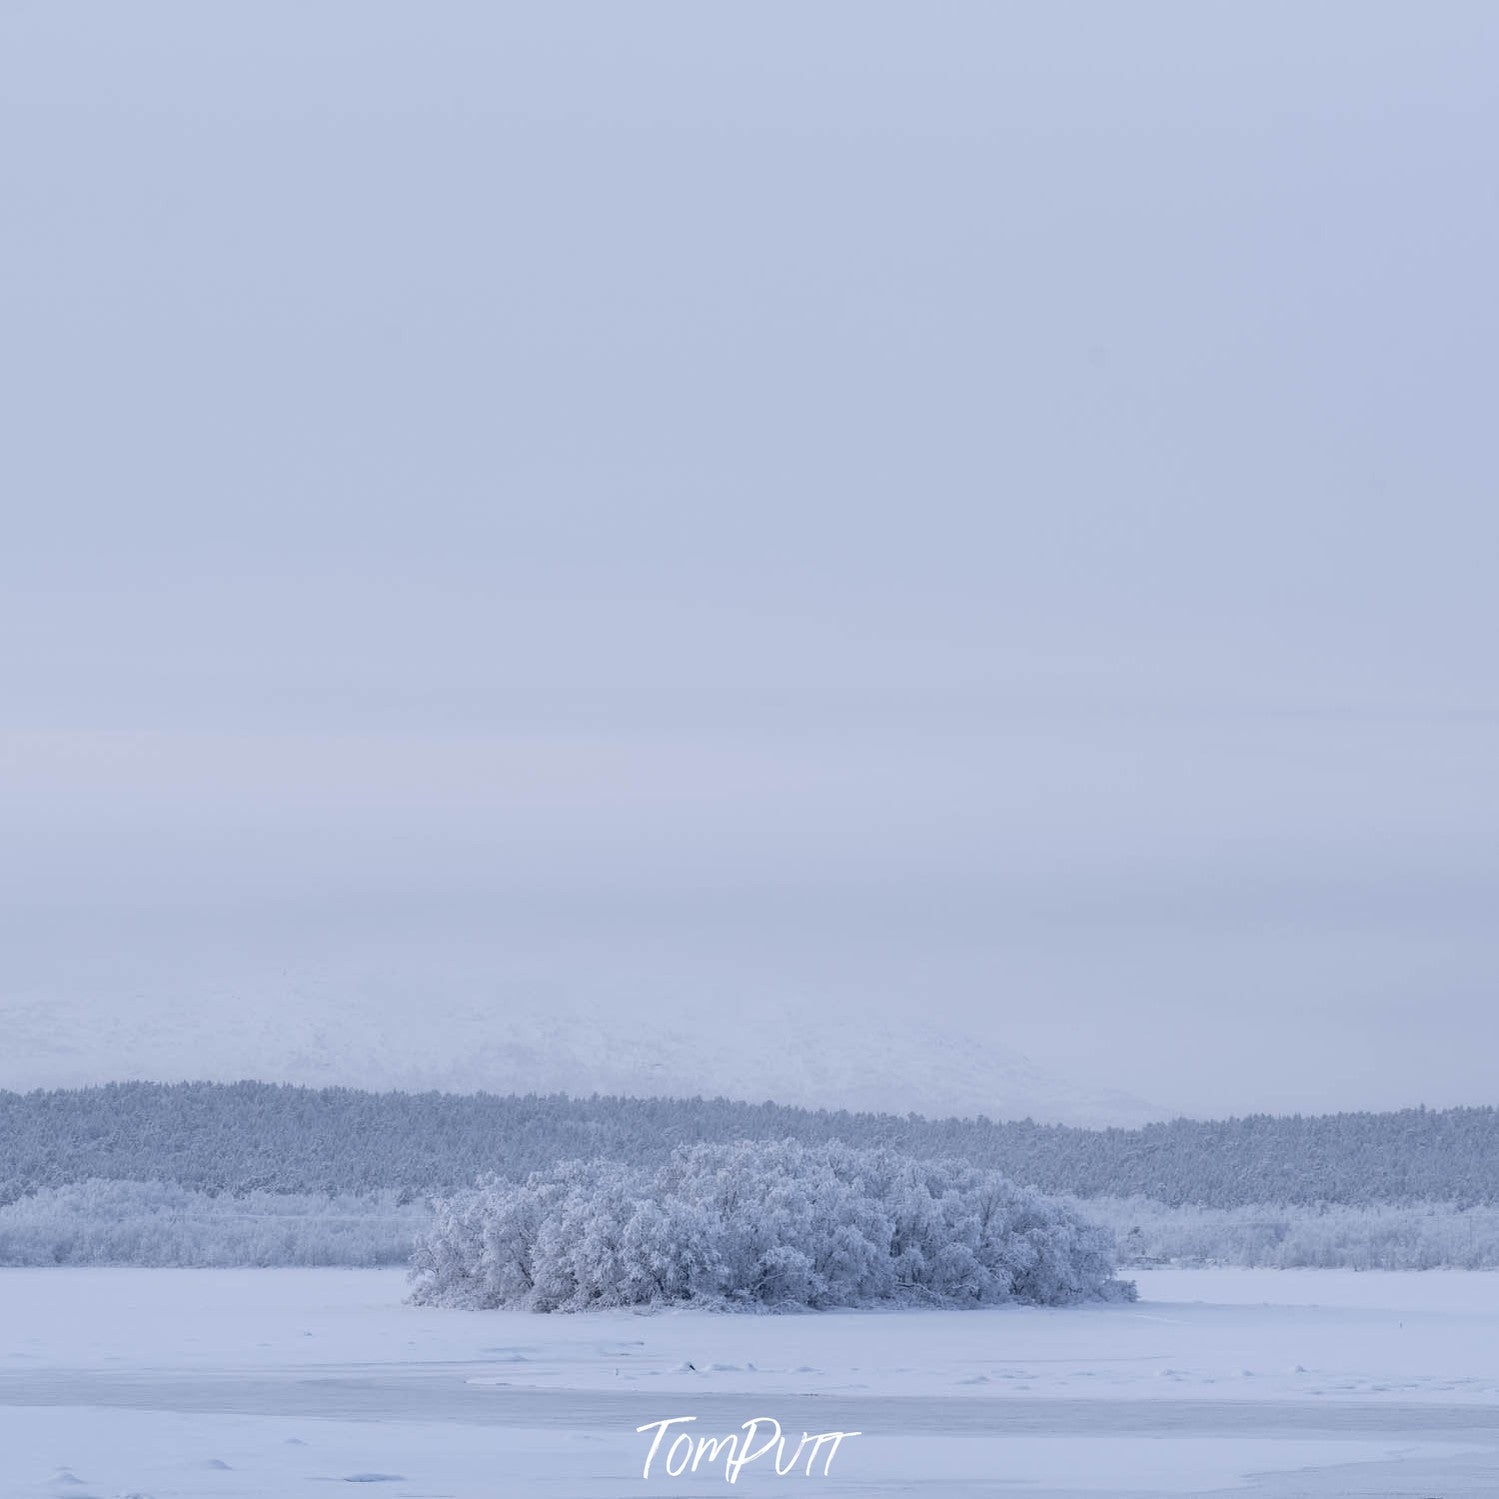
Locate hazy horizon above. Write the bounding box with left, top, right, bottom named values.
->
left=3, top=3, right=1496, bottom=1120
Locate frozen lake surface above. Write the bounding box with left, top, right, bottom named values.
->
left=3, top=1266, right=1498, bottom=1496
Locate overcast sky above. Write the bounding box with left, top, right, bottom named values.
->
left=3, top=2, right=1496, bottom=1118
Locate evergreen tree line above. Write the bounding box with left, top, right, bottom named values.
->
left=4, top=1080, right=1497, bottom=1208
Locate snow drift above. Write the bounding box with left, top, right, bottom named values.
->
left=409, top=1139, right=1136, bottom=1311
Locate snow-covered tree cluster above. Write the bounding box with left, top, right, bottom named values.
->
left=408, top=1139, right=1136, bottom=1311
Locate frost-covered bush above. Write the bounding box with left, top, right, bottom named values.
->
left=409, top=1140, right=1136, bottom=1311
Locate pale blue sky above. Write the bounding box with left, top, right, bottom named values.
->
left=2, top=3, right=1496, bottom=1115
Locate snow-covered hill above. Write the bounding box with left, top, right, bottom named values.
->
left=0, top=965, right=1160, bottom=1127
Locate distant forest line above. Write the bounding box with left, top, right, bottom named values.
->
left=4, top=1081, right=1496, bottom=1209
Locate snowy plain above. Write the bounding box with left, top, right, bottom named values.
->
left=3, top=1267, right=1499, bottom=1497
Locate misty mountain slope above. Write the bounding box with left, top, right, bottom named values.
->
left=0, top=973, right=1158, bottom=1127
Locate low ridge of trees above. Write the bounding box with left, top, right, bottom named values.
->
left=4, top=1085, right=1499, bottom=1271
left=0, top=1180, right=426, bottom=1266
left=6, top=1180, right=1499, bottom=1270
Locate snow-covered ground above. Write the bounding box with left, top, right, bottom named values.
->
left=3, top=1267, right=1498, bottom=1496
